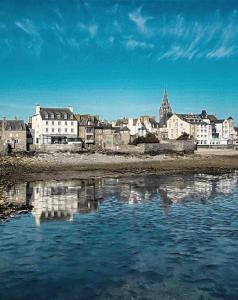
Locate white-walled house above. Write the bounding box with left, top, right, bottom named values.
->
left=167, top=114, right=194, bottom=140
left=31, top=105, right=78, bottom=144
left=127, top=118, right=147, bottom=136
left=196, top=121, right=212, bottom=145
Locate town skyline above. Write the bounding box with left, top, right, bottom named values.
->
left=1, top=89, right=237, bottom=125
left=0, top=0, right=237, bottom=121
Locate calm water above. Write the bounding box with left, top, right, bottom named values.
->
left=0, top=173, right=238, bottom=300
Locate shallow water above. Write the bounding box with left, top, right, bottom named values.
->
left=0, top=173, right=238, bottom=299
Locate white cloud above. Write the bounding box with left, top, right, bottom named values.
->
left=207, top=46, right=235, bottom=58
left=128, top=7, right=153, bottom=34
left=126, top=39, right=154, bottom=49
left=78, top=23, right=98, bottom=38
left=15, top=19, right=40, bottom=37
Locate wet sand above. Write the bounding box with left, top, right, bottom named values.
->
left=0, top=149, right=238, bottom=183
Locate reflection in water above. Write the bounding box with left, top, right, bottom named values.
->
left=4, top=171, right=238, bottom=225
left=1, top=172, right=238, bottom=300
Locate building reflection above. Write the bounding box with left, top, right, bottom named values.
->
left=3, top=171, right=238, bottom=225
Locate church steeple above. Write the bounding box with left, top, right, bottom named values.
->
left=159, top=89, right=173, bottom=127
left=162, top=88, right=169, bottom=105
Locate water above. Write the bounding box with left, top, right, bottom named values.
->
left=0, top=173, right=238, bottom=300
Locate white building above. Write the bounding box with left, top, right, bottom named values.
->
left=127, top=118, right=147, bottom=136
left=31, top=105, right=78, bottom=144
left=196, top=121, right=213, bottom=146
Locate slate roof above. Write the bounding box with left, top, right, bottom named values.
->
left=114, top=118, right=128, bottom=126
left=215, top=119, right=225, bottom=124
left=0, top=120, right=26, bottom=131
left=75, top=114, right=99, bottom=126
left=40, top=108, right=76, bottom=120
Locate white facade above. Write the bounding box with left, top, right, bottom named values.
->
left=31, top=105, right=78, bottom=144
left=167, top=114, right=193, bottom=140
left=127, top=118, right=147, bottom=136
left=196, top=122, right=212, bottom=145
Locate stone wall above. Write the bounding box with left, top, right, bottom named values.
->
left=110, top=140, right=195, bottom=155
left=30, top=143, right=82, bottom=153
left=0, top=130, right=27, bottom=152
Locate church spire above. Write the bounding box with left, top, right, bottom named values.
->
left=159, top=88, right=173, bottom=127
left=163, top=88, right=169, bottom=104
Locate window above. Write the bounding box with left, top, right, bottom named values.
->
left=71, top=128, right=74, bottom=133
left=52, top=128, right=54, bottom=133
left=58, top=121, right=61, bottom=125
left=51, top=114, right=54, bottom=119
left=65, top=121, right=67, bottom=125
left=58, top=128, right=61, bottom=133
left=64, top=114, right=67, bottom=119
left=45, top=114, right=48, bottom=119
left=71, top=121, right=74, bottom=126
left=46, top=121, right=48, bottom=125
left=57, top=114, right=60, bottom=119
left=70, top=115, right=74, bottom=120
left=65, top=128, right=67, bottom=133
left=52, top=121, right=54, bottom=125
left=46, top=128, right=48, bottom=132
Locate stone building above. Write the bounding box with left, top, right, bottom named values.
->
left=31, top=105, right=78, bottom=144
left=95, top=124, right=130, bottom=150
left=75, top=114, right=99, bottom=149
left=159, top=89, right=173, bottom=127
left=0, top=118, right=28, bottom=152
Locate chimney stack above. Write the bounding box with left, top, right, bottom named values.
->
left=36, top=104, right=41, bottom=115
left=68, top=105, right=73, bottom=112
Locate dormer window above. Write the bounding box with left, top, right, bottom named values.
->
left=57, top=114, right=61, bottom=119
left=45, top=114, right=48, bottom=119
left=51, top=113, right=54, bottom=119
left=70, top=115, right=74, bottom=120
left=64, top=114, right=67, bottom=120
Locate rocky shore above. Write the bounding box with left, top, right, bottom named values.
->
left=0, top=149, right=238, bottom=183
left=0, top=149, right=238, bottom=221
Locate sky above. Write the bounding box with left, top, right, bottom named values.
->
left=0, top=0, right=238, bottom=123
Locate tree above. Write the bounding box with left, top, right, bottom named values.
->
left=177, top=132, right=190, bottom=140
left=132, top=133, right=160, bottom=145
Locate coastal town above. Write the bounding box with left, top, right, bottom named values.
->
left=0, top=90, right=237, bottom=154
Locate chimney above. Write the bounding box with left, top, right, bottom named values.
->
left=2, top=117, right=6, bottom=138
left=68, top=105, right=73, bottom=112
left=36, top=104, right=41, bottom=115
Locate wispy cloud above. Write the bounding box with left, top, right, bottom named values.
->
left=15, top=19, right=43, bottom=56
left=1, top=3, right=237, bottom=61
left=15, top=19, right=40, bottom=37
left=157, top=10, right=238, bottom=60
left=78, top=23, right=98, bottom=38
left=128, top=7, right=153, bottom=34
left=126, top=38, right=154, bottom=49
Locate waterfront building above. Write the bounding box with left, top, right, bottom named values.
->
left=75, top=114, right=99, bottom=149
left=31, top=105, right=78, bottom=144
left=0, top=118, right=28, bottom=152
left=94, top=123, right=130, bottom=150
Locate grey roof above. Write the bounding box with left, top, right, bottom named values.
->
left=0, top=120, right=26, bottom=131
left=120, top=126, right=130, bottom=132
left=75, top=114, right=99, bottom=126
left=215, top=119, right=225, bottom=124
left=40, top=107, right=76, bottom=120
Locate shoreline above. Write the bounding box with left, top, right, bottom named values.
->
left=0, top=149, right=238, bottom=222
left=0, top=149, right=238, bottom=183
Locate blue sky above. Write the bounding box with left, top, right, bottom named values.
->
left=0, top=0, right=237, bottom=122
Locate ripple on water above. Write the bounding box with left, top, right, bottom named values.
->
left=0, top=173, right=238, bottom=299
